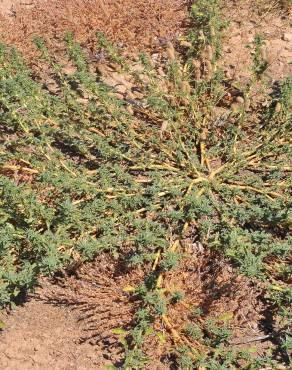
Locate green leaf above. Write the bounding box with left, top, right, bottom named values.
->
left=105, top=365, right=118, bottom=370
left=156, top=331, right=166, bottom=344
left=0, top=320, right=6, bottom=330
left=112, top=328, right=128, bottom=336
left=218, top=312, right=233, bottom=323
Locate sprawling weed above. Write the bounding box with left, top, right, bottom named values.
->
left=0, top=0, right=291, bottom=367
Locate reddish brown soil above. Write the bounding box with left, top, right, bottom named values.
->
left=220, top=0, right=292, bottom=81
left=0, top=0, right=188, bottom=60
left=0, top=252, right=275, bottom=369
left=0, top=255, right=142, bottom=370
left=0, top=297, right=101, bottom=370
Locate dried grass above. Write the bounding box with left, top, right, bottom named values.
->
left=0, top=0, right=188, bottom=60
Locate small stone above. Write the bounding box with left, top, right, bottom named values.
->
left=180, top=40, right=192, bottom=48
left=236, top=96, right=245, bottom=105
left=275, top=102, right=282, bottom=113
left=283, top=33, right=292, bottom=42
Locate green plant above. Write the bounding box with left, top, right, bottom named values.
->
left=250, top=34, right=269, bottom=79
left=184, top=323, right=203, bottom=340
left=205, top=319, right=231, bottom=346
left=171, top=290, right=185, bottom=304
left=0, top=0, right=291, bottom=367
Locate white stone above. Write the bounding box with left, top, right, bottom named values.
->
left=283, top=33, right=292, bottom=42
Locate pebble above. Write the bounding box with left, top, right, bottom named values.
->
left=236, top=96, right=245, bottom=105
left=283, top=33, right=292, bottom=42
left=180, top=40, right=192, bottom=48
left=275, top=102, right=282, bottom=113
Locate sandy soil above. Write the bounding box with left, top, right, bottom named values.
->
left=0, top=295, right=101, bottom=370
left=0, top=253, right=274, bottom=370
left=0, top=255, right=142, bottom=370
left=0, top=0, right=14, bottom=14
left=220, top=0, right=292, bottom=82
left=0, top=0, right=37, bottom=14
left=0, top=0, right=188, bottom=59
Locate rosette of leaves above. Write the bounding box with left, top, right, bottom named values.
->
left=0, top=2, right=291, bottom=366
